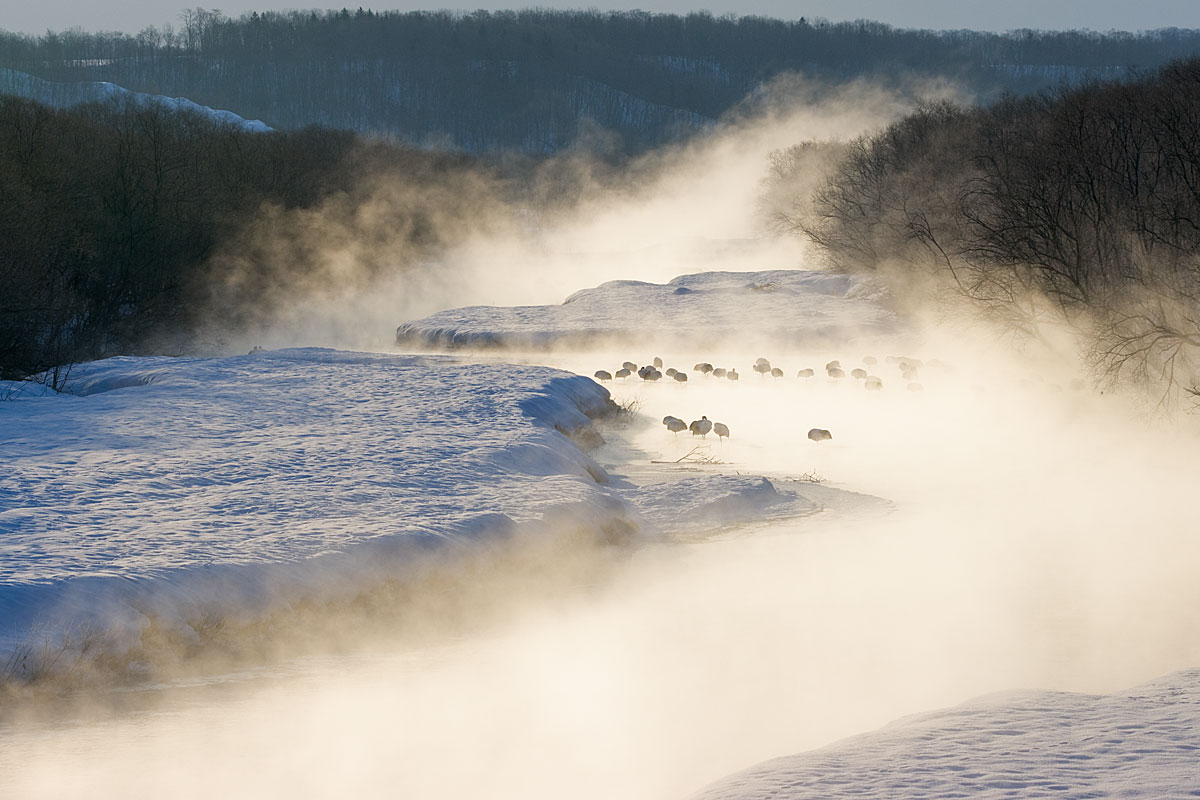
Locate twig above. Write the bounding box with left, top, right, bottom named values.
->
left=650, top=445, right=724, bottom=464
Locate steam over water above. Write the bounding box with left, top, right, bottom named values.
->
left=4, top=338, right=1200, bottom=799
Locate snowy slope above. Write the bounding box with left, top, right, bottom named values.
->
left=0, top=348, right=627, bottom=662
left=692, top=669, right=1200, bottom=799
left=395, top=269, right=894, bottom=350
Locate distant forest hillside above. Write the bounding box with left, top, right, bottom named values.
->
left=2, top=9, right=1200, bottom=152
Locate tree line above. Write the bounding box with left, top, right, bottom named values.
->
left=789, top=57, right=1200, bottom=400
left=0, top=95, right=487, bottom=380
left=2, top=9, right=1199, bottom=152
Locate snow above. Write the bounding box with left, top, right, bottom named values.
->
left=623, top=475, right=817, bottom=538
left=692, top=668, right=1200, bottom=800
left=0, top=345, right=821, bottom=670
left=395, top=269, right=895, bottom=350
left=123, top=88, right=273, bottom=132
left=0, top=380, right=60, bottom=400
left=0, top=348, right=626, bottom=660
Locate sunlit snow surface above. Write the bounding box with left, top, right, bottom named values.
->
left=396, top=269, right=894, bottom=349
left=694, top=669, right=1200, bottom=799
left=0, top=349, right=625, bottom=651
left=0, top=346, right=816, bottom=659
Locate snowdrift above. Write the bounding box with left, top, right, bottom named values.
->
left=395, top=270, right=895, bottom=351
left=692, top=669, right=1200, bottom=799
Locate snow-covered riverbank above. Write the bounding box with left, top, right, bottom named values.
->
left=0, top=345, right=823, bottom=682
left=0, top=349, right=632, bottom=673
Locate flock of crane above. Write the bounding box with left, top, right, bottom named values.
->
left=595, top=355, right=933, bottom=393
left=593, top=354, right=941, bottom=445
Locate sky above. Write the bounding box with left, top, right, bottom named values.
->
left=2, top=0, right=1199, bottom=36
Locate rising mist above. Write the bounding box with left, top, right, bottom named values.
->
left=4, top=51, right=1200, bottom=800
